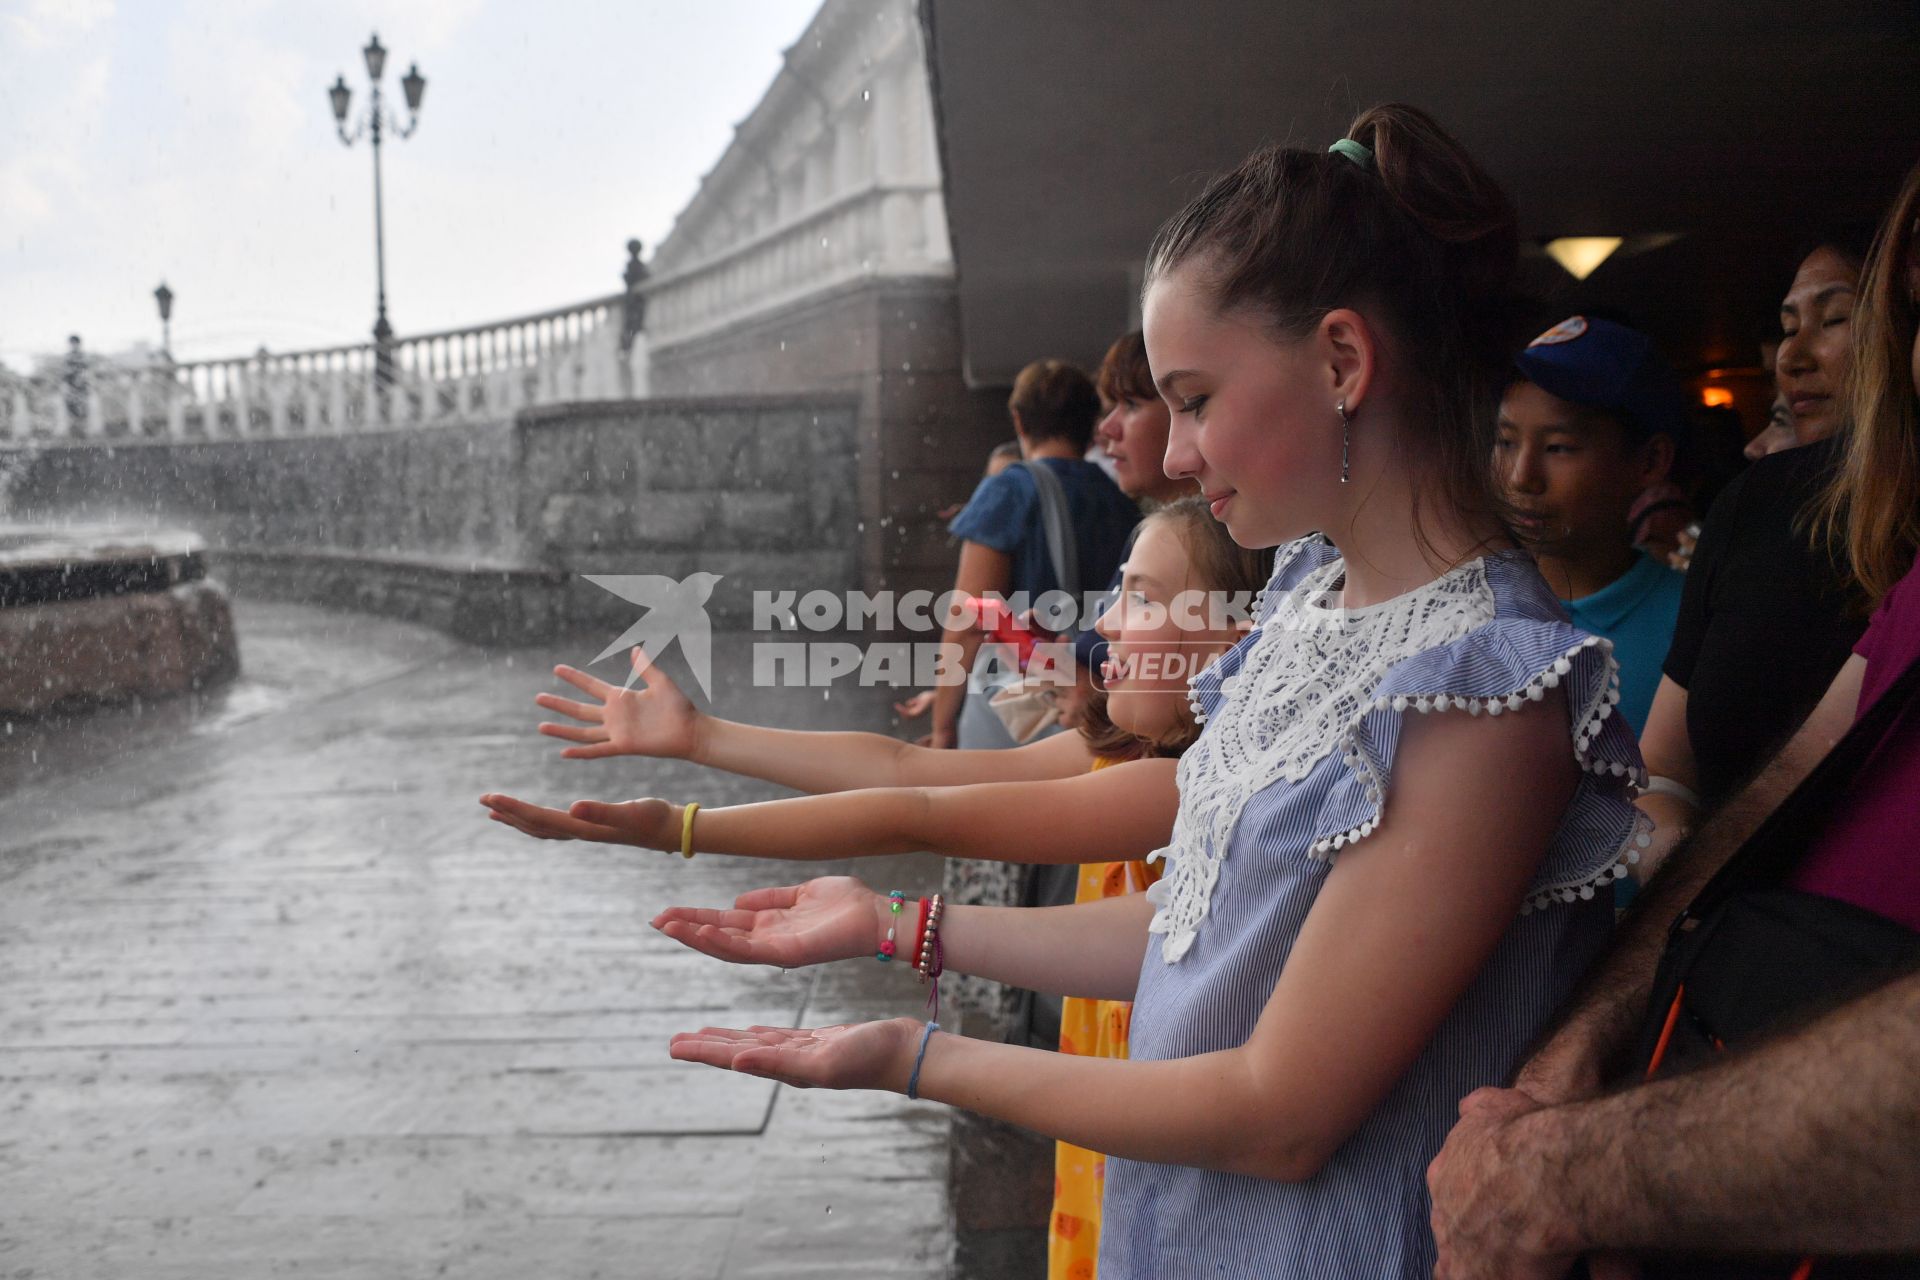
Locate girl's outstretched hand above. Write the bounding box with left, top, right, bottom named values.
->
left=669, top=1018, right=920, bottom=1092
left=479, top=793, right=678, bottom=851
left=651, top=877, right=886, bottom=969
left=536, top=647, right=702, bottom=761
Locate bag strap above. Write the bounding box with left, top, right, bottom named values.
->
left=1020, top=460, right=1082, bottom=601
left=1685, top=649, right=1920, bottom=915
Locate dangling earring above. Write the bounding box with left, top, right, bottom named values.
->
left=1336, top=400, right=1351, bottom=484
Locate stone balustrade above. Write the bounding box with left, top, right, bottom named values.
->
left=644, top=183, right=949, bottom=350
left=0, top=292, right=644, bottom=442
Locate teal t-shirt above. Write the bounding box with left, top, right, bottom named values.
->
left=1560, top=553, right=1685, bottom=735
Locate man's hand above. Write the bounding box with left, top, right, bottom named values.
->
left=1509, top=1034, right=1608, bottom=1110
left=1429, top=1087, right=1581, bottom=1280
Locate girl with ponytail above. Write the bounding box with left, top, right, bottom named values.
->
left=653, top=105, right=1646, bottom=1278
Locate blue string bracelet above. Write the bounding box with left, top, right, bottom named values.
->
left=905, top=1020, right=939, bottom=1100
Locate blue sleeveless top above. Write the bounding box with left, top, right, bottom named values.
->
left=1099, top=537, right=1648, bottom=1279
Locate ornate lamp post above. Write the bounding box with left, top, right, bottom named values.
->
left=153, top=281, right=173, bottom=360
left=328, top=33, right=426, bottom=396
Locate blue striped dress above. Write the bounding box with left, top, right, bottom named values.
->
left=1099, top=536, right=1647, bottom=1279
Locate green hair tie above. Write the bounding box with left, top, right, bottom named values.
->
left=1327, top=138, right=1373, bottom=169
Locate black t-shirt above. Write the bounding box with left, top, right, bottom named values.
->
left=1662, top=438, right=1866, bottom=803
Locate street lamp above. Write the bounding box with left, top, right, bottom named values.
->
left=153, top=281, right=173, bottom=360
left=328, top=32, right=427, bottom=397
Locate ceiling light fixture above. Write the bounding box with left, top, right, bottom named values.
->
left=1544, top=237, right=1624, bottom=281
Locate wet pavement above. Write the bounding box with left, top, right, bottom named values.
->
left=0, top=600, right=952, bottom=1278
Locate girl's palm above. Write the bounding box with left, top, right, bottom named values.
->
left=536, top=648, right=699, bottom=760
left=668, top=1019, right=915, bottom=1092
left=651, top=877, right=881, bottom=969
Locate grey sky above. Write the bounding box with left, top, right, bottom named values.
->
left=0, top=0, right=820, bottom=367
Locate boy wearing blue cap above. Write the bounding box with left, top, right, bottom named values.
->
left=1496, top=315, right=1688, bottom=735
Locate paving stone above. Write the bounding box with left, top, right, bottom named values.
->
left=0, top=600, right=953, bottom=1279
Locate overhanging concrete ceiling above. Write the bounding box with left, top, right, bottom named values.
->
left=919, top=1, right=1920, bottom=385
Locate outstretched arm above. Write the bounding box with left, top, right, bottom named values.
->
left=674, top=693, right=1581, bottom=1182
left=653, top=881, right=1156, bottom=1002
left=535, top=646, right=1092, bottom=792
left=1429, top=966, right=1920, bottom=1278
left=482, top=756, right=1177, bottom=865
left=694, top=711, right=1094, bottom=790
left=1515, top=654, right=1866, bottom=1105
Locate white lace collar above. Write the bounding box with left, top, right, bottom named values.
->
left=1146, top=549, right=1499, bottom=962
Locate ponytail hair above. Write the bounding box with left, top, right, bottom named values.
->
left=1144, top=103, right=1521, bottom=548
left=1810, top=159, right=1920, bottom=607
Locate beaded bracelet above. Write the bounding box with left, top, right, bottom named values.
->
left=679, top=802, right=700, bottom=860
left=915, top=892, right=945, bottom=984
left=876, top=889, right=906, bottom=961
left=911, top=894, right=931, bottom=965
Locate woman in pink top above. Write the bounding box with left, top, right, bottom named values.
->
left=1791, top=158, right=1920, bottom=931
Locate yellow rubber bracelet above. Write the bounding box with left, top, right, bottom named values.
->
left=679, top=802, right=700, bottom=860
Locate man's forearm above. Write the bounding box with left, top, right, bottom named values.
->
left=1528, top=968, right=1920, bottom=1257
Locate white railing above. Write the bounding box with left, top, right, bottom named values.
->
left=0, top=293, right=646, bottom=442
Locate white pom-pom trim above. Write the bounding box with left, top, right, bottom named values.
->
left=1519, top=809, right=1654, bottom=915
left=1305, top=637, right=1648, bottom=866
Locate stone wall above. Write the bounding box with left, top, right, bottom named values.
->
left=1, top=395, right=861, bottom=642
left=647, top=277, right=1011, bottom=602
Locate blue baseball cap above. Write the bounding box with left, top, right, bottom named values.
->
left=1512, top=316, right=1689, bottom=443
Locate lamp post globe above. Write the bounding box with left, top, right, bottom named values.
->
left=401, top=63, right=427, bottom=113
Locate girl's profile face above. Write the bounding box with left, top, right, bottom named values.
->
left=1092, top=520, right=1237, bottom=742
left=1141, top=263, right=1336, bottom=549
